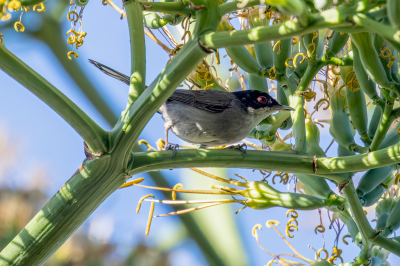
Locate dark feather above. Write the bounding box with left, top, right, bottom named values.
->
left=89, top=59, right=233, bottom=113
left=167, top=90, right=232, bottom=113
left=88, top=59, right=131, bottom=85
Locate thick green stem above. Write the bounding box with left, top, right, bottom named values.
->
left=218, top=0, right=260, bottom=15
left=0, top=44, right=108, bottom=154
left=0, top=154, right=126, bottom=265
left=352, top=14, right=400, bottom=52
left=110, top=39, right=207, bottom=167
left=369, top=100, right=395, bottom=151
left=343, top=182, right=400, bottom=256
left=139, top=1, right=193, bottom=16
left=125, top=0, right=147, bottom=106
left=291, top=61, right=326, bottom=153
left=200, top=8, right=353, bottom=48
left=128, top=140, right=400, bottom=177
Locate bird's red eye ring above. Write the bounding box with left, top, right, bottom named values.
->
left=257, top=96, right=268, bottom=104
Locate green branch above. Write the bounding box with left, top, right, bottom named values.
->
left=200, top=8, right=353, bottom=49
left=128, top=141, right=400, bottom=179
left=369, top=97, right=395, bottom=151
left=0, top=44, right=108, bottom=154
left=139, top=1, right=193, bottom=16
left=218, top=0, right=259, bottom=15
left=125, top=0, right=147, bottom=106
left=352, top=13, right=400, bottom=52
left=109, top=39, right=207, bottom=164
left=343, top=182, right=400, bottom=256
left=0, top=155, right=126, bottom=265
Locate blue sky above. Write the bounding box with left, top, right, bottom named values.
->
left=0, top=1, right=399, bottom=265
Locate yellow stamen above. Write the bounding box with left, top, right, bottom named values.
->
left=266, top=220, right=280, bottom=228
left=273, top=40, right=282, bottom=55
left=14, top=22, right=24, bottom=32
left=330, top=65, right=341, bottom=76
left=136, top=194, right=155, bottom=213
left=134, top=183, right=240, bottom=195
left=338, top=85, right=346, bottom=98
left=317, top=248, right=329, bottom=260
left=286, top=227, right=295, bottom=238
left=269, top=67, right=277, bottom=80
left=138, top=139, right=156, bottom=151
left=312, top=31, right=318, bottom=43
left=252, top=224, right=262, bottom=238
left=67, top=51, right=79, bottom=60
left=293, top=53, right=305, bottom=68
left=287, top=218, right=298, bottom=226
left=172, top=183, right=183, bottom=200
left=67, top=11, right=79, bottom=22
left=119, top=177, right=145, bottom=189
left=272, top=18, right=282, bottom=24
left=314, top=225, right=325, bottom=234
left=307, top=43, right=316, bottom=57
left=145, top=201, right=155, bottom=235
left=146, top=199, right=238, bottom=205
left=8, top=0, right=21, bottom=11
left=380, top=47, right=391, bottom=59
left=387, top=56, right=396, bottom=68
left=292, top=37, right=298, bottom=45
left=154, top=202, right=225, bottom=217
left=285, top=58, right=293, bottom=69
left=156, top=139, right=165, bottom=150
left=33, top=3, right=45, bottom=12
left=342, top=234, right=351, bottom=245
left=203, top=83, right=215, bottom=90
left=315, top=98, right=330, bottom=111
left=286, top=210, right=298, bottom=218
left=1, top=13, right=12, bottom=21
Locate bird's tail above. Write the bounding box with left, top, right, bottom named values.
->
left=88, top=59, right=130, bottom=85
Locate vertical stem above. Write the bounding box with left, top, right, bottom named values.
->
left=285, top=61, right=325, bottom=153
left=369, top=97, right=395, bottom=151
left=342, top=182, right=375, bottom=247
left=124, top=0, right=146, bottom=106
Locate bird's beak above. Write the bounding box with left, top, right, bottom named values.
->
left=273, top=105, right=295, bottom=111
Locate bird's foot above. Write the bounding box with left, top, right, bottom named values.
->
left=225, top=143, right=247, bottom=158
left=166, top=143, right=179, bottom=156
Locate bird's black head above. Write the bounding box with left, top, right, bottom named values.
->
left=233, top=90, right=294, bottom=112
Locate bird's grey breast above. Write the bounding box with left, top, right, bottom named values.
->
left=159, top=90, right=267, bottom=147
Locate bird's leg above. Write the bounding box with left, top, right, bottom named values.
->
left=164, top=125, right=171, bottom=148
left=164, top=124, right=179, bottom=156
left=225, top=143, right=247, bottom=158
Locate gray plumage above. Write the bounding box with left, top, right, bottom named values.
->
left=89, top=59, right=294, bottom=148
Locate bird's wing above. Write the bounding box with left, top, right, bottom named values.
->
left=168, top=90, right=232, bottom=113
left=89, top=59, right=131, bottom=85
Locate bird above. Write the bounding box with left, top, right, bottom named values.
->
left=89, top=59, right=294, bottom=151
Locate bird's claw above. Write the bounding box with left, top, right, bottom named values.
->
left=226, top=143, right=247, bottom=158
left=166, top=144, right=179, bottom=156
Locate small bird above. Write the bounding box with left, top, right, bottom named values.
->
left=89, top=60, right=294, bottom=150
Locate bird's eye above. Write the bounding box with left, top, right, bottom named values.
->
left=257, top=96, right=268, bottom=104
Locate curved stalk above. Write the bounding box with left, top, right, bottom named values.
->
left=200, top=8, right=354, bottom=49
left=139, top=1, right=193, bottom=16
left=125, top=0, right=147, bottom=106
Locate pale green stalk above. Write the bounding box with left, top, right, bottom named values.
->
left=125, top=0, right=147, bottom=106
